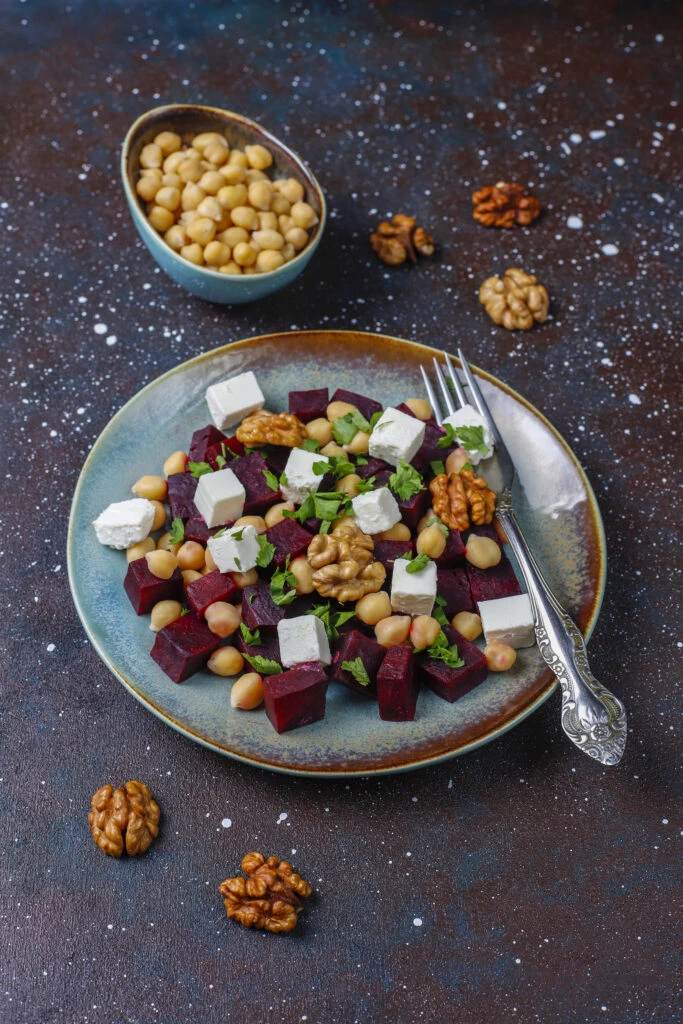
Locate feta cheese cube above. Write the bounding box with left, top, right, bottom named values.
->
left=277, top=614, right=331, bottom=668
left=205, top=371, right=265, bottom=430
left=351, top=487, right=401, bottom=535
left=207, top=524, right=260, bottom=574
left=368, top=407, right=425, bottom=467
left=390, top=557, right=437, bottom=616
left=194, top=467, right=246, bottom=528
left=442, top=407, right=494, bottom=465
left=478, top=593, right=536, bottom=649
left=93, top=498, right=156, bottom=550
left=280, top=448, right=329, bottom=505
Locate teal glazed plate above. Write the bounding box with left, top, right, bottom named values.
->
left=67, top=331, right=606, bottom=776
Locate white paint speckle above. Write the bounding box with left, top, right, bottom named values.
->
left=46, top=643, right=55, bottom=652
left=614, top=156, right=625, bottom=166
left=590, top=129, right=606, bottom=140
left=93, top=323, right=107, bottom=335
left=601, top=243, right=619, bottom=256
left=106, top=335, right=118, bottom=346
left=277, top=812, right=288, bottom=824
left=569, top=133, right=582, bottom=144
left=413, top=917, right=423, bottom=927
left=221, top=818, right=232, bottom=829
left=628, top=394, right=642, bottom=405
left=651, top=193, right=664, bottom=204
left=567, top=215, right=583, bottom=230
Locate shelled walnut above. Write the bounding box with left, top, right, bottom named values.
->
left=430, top=468, right=496, bottom=531
left=307, top=522, right=386, bottom=602
left=88, top=780, right=160, bottom=857
left=472, top=182, right=541, bottom=228
left=370, top=214, right=435, bottom=266
left=479, top=267, right=549, bottom=330
left=219, top=852, right=312, bottom=933
left=236, top=410, right=307, bottom=447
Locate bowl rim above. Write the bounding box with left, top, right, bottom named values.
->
left=120, top=102, right=327, bottom=284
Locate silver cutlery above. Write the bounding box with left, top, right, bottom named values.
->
left=420, top=350, right=627, bottom=765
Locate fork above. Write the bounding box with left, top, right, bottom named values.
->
left=421, top=350, right=627, bottom=766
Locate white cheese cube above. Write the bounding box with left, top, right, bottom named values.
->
left=390, top=557, right=437, bottom=616
left=442, top=407, right=494, bottom=465
left=368, top=407, right=425, bottom=467
left=351, top=487, right=401, bottom=535
left=207, top=524, right=259, bottom=574
left=205, top=371, right=265, bottom=430
left=277, top=614, right=331, bottom=668
left=280, top=448, right=329, bottom=505
left=478, top=593, right=536, bottom=649
left=194, top=467, right=246, bottom=528
left=93, top=498, right=156, bottom=550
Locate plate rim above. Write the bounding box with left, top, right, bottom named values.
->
left=67, top=329, right=606, bottom=776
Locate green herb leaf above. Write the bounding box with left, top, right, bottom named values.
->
left=436, top=424, right=458, bottom=450
left=355, top=455, right=369, bottom=466
left=389, top=460, right=424, bottom=501
left=433, top=594, right=449, bottom=627
left=368, top=410, right=383, bottom=429
left=355, top=475, right=376, bottom=494
left=255, top=533, right=275, bottom=568
left=215, top=442, right=235, bottom=470
left=430, top=460, right=446, bottom=477
left=301, top=437, right=321, bottom=452
left=230, top=527, right=245, bottom=542
left=239, top=622, right=262, bottom=646
left=213, top=526, right=227, bottom=538
left=188, top=461, right=213, bottom=477
left=270, top=556, right=298, bottom=606
left=462, top=461, right=473, bottom=472
left=318, top=454, right=355, bottom=479
left=168, top=517, right=185, bottom=544
left=424, top=516, right=449, bottom=537
left=263, top=469, right=280, bottom=492
left=312, top=460, right=331, bottom=476
left=454, top=424, right=489, bottom=456
left=179, top=607, right=189, bottom=617
left=242, top=653, right=283, bottom=675
left=332, top=409, right=371, bottom=445
left=426, top=631, right=464, bottom=668
left=402, top=551, right=432, bottom=574
left=341, top=657, right=371, bottom=687
left=308, top=603, right=356, bottom=640
left=279, top=471, right=288, bottom=487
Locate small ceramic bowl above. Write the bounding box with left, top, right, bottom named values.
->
left=121, top=104, right=326, bottom=304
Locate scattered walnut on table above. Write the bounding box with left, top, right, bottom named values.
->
left=235, top=409, right=307, bottom=447
left=307, top=522, right=386, bottom=602
left=219, top=852, right=312, bottom=933
left=479, top=267, right=549, bottom=330
left=430, top=468, right=496, bottom=531
left=88, top=780, right=160, bottom=857
left=472, top=181, right=541, bottom=228
left=370, top=214, right=435, bottom=266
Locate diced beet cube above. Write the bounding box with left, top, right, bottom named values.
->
left=264, top=445, right=290, bottom=477
left=241, top=581, right=285, bottom=630
left=235, top=625, right=281, bottom=664
left=205, top=436, right=245, bottom=470
left=412, top=419, right=451, bottom=473
left=395, top=402, right=417, bottom=418
left=356, top=456, right=390, bottom=480
left=418, top=625, right=488, bottom=703
left=266, top=518, right=313, bottom=567
left=328, top=630, right=386, bottom=697
left=466, top=554, right=522, bottom=606
left=377, top=646, right=420, bottom=721
left=436, top=568, right=474, bottom=617
left=263, top=663, right=329, bottom=733
left=396, top=487, right=430, bottom=530
left=167, top=473, right=199, bottom=521
left=123, top=558, right=184, bottom=615
left=330, top=388, right=382, bottom=423
left=372, top=540, right=413, bottom=571
left=183, top=516, right=220, bottom=545
left=289, top=388, right=329, bottom=422
left=435, top=528, right=466, bottom=568
left=186, top=570, right=240, bottom=616
left=231, top=451, right=281, bottom=515
left=150, top=611, right=221, bottom=683
left=188, top=425, right=229, bottom=463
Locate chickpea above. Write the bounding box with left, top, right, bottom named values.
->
left=355, top=591, right=392, bottom=626
left=180, top=242, right=205, bottom=265
left=204, top=546, right=217, bottom=572
left=335, top=473, right=362, bottom=498
left=281, top=242, right=296, bottom=262
left=306, top=418, right=333, bottom=446
left=248, top=180, right=274, bottom=210
left=451, top=611, right=483, bottom=642
left=278, top=177, right=305, bottom=204
left=416, top=523, right=447, bottom=559
left=445, top=447, right=469, bottom=475
left=204, top=140, right=229, bottom=166
left=176, top=541, right=205, bottom=571
left=234, top=515, right=267, bottom=534
left=230, top=205, right=259, bottom=231
left=196, top=195, right=224, bottom=222
left=245, top=144, right=273, bottom=170
left=228, top=149, right=249, bottom=169
left=320, top=441, right=347, bottom=457
left=217, top=183, right=248, bottom=209
left=150, top=500, right=167, bottom=532
left=417, top=509, right=437, bottom=533
left=219, top=162, right=246, bottom=185
left=289, top=557, right=315, bottom=595
left=208, top=646, right=245, bottom=677
left=255, top=249, right=285, bottom=273
left=409, top=615, right=442, bottom=651
left=161, top=172, right=182, bottom=190
left=163, top=450, right=187, bottom=476
left=163, top=151, right=185, bottom=174
left=326, top=400, right=358, bottom=421
left=126, top=536, right=155, bottom=563
left=145, top=549, right=178, bottom=580
left=140, top=142, right=163, bottom=169
left=198, top=170, right=225, bottom=195
left=405, top=398, right=432, bottom=421
left=285, top=226, right=309, bottom=251
left=132, top=474, right=168, bottom=501
left=178, top=157, right=203, bottom=183
left=154, top=130, right=182, bottom=156
left=219, top=261, right=242, bottom=275
left=205, top=601, right=241, bottom=638
left=270, top=192, right=291, bottom=216
left=484, top=641, right=517, bottom=672
left=192, top=131, right=225, bottom=152
left=376, top=523, right=411, bottom=542
left=149, top=599, right=183, bottom=632
left=181, top=569, right=203, bottom=587
left=164, top=224, right=187, bottom=251
left=375, top=615, right=412, bottom=647
left=154, top=185, right=181, bottom=212
left=290, top=201, right=318, bottom=229
left=232, top=241, right=258, bottom=267
left=264, top=501, right=295, bottom=527
left=204, top=240, right=231, bottom=266
left=186, top=217, right=216, bottom=246
left=148, top=205, right=174, bottom=232
left=278, top=214, right=295, bottom=235
left=218, top=226, right=249, bottom=248
left=157, top=531, right=182, bottom=555
left=231, top=568, right=258, bottom=588
left=252, top=228, right=284, bottom=251
left=344, top=430, right=370, bottom=455
left=465, top=535, right=502, bottom=569
left=230, top=671, right=265, bottom=709
left=136, top=175, right=161, bottom=202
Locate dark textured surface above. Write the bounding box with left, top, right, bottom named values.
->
left=1, top=2, right=680, bottom=1022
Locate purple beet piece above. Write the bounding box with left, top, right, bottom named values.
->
left=230, top=451, right=281, bottom=515
left=183, top=516, right=220, bottom=545
left=167, top=472, right=199, bottom=521
left=186, top=570, right=240, bottom=616
left=412, top=419, right=451, bottom=472
left=466, top=553, right=522, bottom=606
left=436, top=568, right=474, bottom=617
left=235, top=625, right=281, bottom=664
left=263, top=663, right=329, bottom=733
left=150, top=611, right=221, bottom=683
left=205, top=435, right=245, bottom=470
left=377, top=646, right=419, bottom=721
left=265, top=518, right=313, bottom=567
left=435, top=528, right=466, bottom=568
left=328, top=630, right=386, bottom=697
left=289, top=388, right=329, bottom=422
left=241, top=580, right=286, bottom=630
left=418, top=625, right=488, bottom=703
left=372, top=540, right=414, bottom=571
left=396, top=487, right=430, bottom=531
left=123, top=558, right=184, bottom=615
left=264, top=445, right=290, bottom=477
left=356, top=456, right=390, bottom=480
left=188, top=425, right=229, bottom=463
left=330, top=388, right=382, bottom=422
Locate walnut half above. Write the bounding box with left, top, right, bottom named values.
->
left=219, top=853, right=312, bottom=933
left=307, top=523, right=386, bottom=602
left=370, top=214, right=435, bottom=266
left=479, top=267, right=549, bottom=331
left=88, top=780, right=160, bottom=857
left=235, top=410, right=307, bottom=447
left=429, top=468, right=496, bottom=531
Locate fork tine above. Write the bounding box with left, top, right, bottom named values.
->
left=444, top=352, right=469, bottom=409
left=419, top=364, right=444, bottom=426
left=456, top=348, right=509, bottom=461
left=432, top=357, right=456, bottom=417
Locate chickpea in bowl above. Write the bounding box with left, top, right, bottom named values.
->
left=121, top=104, right=326, bottom=304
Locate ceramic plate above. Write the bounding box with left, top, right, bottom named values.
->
left=68, top=331, right=606, bottom=776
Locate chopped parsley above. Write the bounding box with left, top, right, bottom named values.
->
left=255, top=533, right=275, bottom=568
left=430, top=459, right=446, bottom=477
left=332, top=409, right=371, bottom=445
left=436, top=422, right=489, bottom=456
left=389, top=460, right=424, bottom=501
left=436, top=424, right=458, bottom=450
left=242, top=653, right=283, bottom=675
left=424, top=516, right=449, bottom=537
left=401, top=551, right=432, bottom=574
left=168, top=517, right=185, bottom=545
left=307, top=602, right=356, bottom=640
left=215, top=442, right=235, bottom=469
left=239, top=623, right=262, bottom=646
left=269, top=556, right=298, bottom=606
left=188, top=460, right=213, bottom=477
left=263, top=469, right=280, bottom=492
left=230, top=527, right=245, bottom=541
left=433, top=594, right=449, bottom=628
left=426, top=631, right=465, bottom=669
left=368, top=410, right=383, bottom=429
left=314, top=454, right=355, bottom=479
left=283, top=490, right=352, bottom=533
left=341, top=657, right=371, bottom=687
left=301, top=437, right=321, bottom=452
left=354, top=475, right=376, bottom=493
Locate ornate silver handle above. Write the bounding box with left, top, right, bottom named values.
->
left=496, top=490, right=627, bottom=765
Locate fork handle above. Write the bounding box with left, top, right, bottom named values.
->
left=495, top=490, right=627, bottom=765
